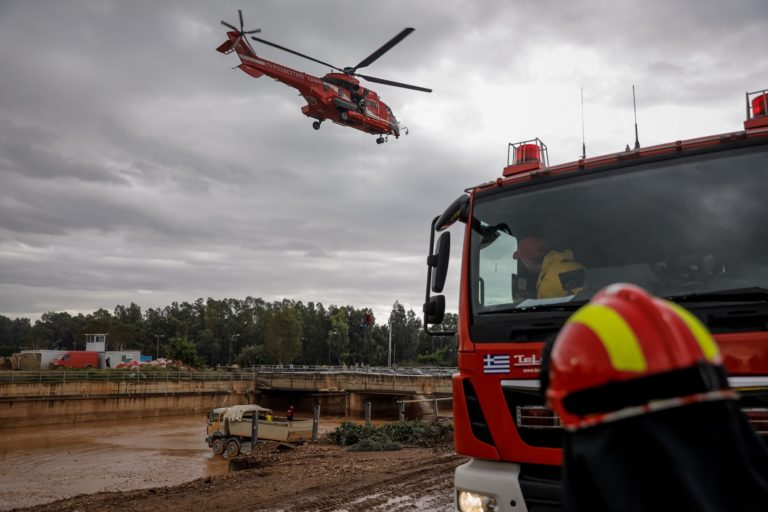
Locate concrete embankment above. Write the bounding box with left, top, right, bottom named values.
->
left=0, top=372, right=252, bottom=428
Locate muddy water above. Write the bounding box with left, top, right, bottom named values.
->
left=0, top=414, right=355, bottom=511
left=0, top=415, right=229, bottom=511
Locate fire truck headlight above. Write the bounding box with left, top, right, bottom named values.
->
left=457, top=490, right=499, bottom=512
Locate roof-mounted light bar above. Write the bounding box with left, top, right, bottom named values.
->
left=503, top=138, right=549, bottom=177
left=745, top=89, right=768, bottom=130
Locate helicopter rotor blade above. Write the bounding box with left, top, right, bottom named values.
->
left=356, top=73, right=432, bottom=93
left=251, top=36, right=344, bottom=72
left=222, top=11, right=261, bottom=36
left=221, top=20, right=239, bottom=32
left=351, top=28, right=414, bottom=72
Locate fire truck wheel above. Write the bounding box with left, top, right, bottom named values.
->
left=312, top=121, right=321, bottom=130
left=211, top=437, right=225, bottom=455
left=225, top=439, right=241, bottom=458
left=340, top=111, right=349, bottom=122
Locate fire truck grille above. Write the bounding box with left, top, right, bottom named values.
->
left=502, top=387, right=563, bottom=448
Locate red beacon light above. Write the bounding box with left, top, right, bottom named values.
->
left=745, top=89, right=768, bottom=130
left=503, top=138, right=549, bottom=176
left=516, top=143, right=541, bottom=163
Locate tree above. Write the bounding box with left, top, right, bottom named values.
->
left=0, top=316, right=32, bottom=352
left=264, top=306, right=301, bottom=364
left=388, top=301, right=407, bottom=364
left=237, top=344, right=266, bottom=367
left=166, top=336, right=203, bottom=368
left=297, top=301, right=330, bottom=365
left=327, top=307, right=350, bottom=365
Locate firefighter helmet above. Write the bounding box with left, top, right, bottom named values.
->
left=546, top=283, right=730, bottom=429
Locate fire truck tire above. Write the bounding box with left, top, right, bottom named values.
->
left=340, top=111, right=349, bottom=122
left=225, top=438, right=241, bottom=458
left=211, top=437, right=225, bottom=455
left=312, top=121, right=321, bottom=130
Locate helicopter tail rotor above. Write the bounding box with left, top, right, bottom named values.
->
left=220, top=9, right=261, bottom=49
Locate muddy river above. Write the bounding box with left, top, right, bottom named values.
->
left=0, top=415, right=230, bottom=510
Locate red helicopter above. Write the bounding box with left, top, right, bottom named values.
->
left=216, top=11, right=431, bottom=144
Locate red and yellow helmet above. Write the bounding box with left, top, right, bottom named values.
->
left=546, top=283, right=732, bottom=429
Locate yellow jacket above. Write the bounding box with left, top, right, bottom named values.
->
left=537, top=250, right=584, bottom=299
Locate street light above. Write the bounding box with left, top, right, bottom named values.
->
left=328, top=331, right=336, bottom=366
left=229, top=334, right=240, bottom=365
left=154, top=334, right=165, bottom=360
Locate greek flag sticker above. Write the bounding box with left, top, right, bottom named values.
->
left=483, top=354, right=510, bottom=374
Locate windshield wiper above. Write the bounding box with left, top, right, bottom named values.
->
left=666, top=287, right=768, bottom=304
left=484, top=300, right=589, bottom=314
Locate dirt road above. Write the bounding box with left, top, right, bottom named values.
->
left=13, top=442, right=466, bottom=512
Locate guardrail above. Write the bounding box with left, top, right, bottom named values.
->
left=0, top=371, right=257, bottom=385
left=247, top=365, right=457, bottom=377
left=0, top=366, right=457, bottom=385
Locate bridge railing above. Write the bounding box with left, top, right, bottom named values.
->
left=247, top=365, right=457, bottom=377
left=0, top=366, right=457, bottom=385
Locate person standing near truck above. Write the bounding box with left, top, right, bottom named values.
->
left=287, top=405, right=295, bottom=422
left=545, top=283, right=768, bottom=511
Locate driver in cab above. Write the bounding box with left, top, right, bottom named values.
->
left=514, top=236, right=584, bottom=299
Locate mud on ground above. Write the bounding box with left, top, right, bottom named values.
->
left=14, top=442, right=467, bottom=512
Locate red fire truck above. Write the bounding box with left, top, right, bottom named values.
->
left=424, top=89, right=768, bottom=512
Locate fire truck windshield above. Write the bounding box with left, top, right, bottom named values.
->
left=469, top=144, right=768, bottom=340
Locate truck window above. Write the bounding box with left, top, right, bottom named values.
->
left=469, top=144, right=768, bottom=340
left=477, top=229, right=519, bottom=306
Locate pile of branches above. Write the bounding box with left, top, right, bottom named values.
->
left=328, top=421, right=453, bottom=452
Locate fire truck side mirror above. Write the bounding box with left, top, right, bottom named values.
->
left=431, top=231, right=451, bottom=293
left=423, top=295, right=446, bottom=325
left=435, top=194, right=469, bottom=231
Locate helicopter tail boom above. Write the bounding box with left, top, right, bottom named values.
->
left=216, top=31, right=256, bottom=59
left=217, top=31, right=265, bottom=79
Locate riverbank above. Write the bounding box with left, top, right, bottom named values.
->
left=12, top=442, right=465, bottom=512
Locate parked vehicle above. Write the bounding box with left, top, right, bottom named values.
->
left=49, top=351, right=99, bottom=369
left=206, top=404, right=313, bottom=457
left=423, top=89, right=768, bottom=511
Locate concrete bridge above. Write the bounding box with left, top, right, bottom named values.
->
left=252, top=366, right=454, bottom=394
left=250, top=366, right=454, bottom=420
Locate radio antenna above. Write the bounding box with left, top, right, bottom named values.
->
left=633, top=85, right=640, bottom=150
left=580, top=86, right=586, bottom=159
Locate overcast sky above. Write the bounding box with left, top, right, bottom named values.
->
left=1, top=0, right=766, bottom=324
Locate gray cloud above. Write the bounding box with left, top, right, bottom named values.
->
left=0, top=0, right=765, bottom=322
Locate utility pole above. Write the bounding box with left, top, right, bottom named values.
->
left=388, top=319, right=393, bottom=368
left=154, top=334, right=165, bottom=360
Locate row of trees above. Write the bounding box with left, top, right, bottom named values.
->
left=0, top=297, right=457, bottom=368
